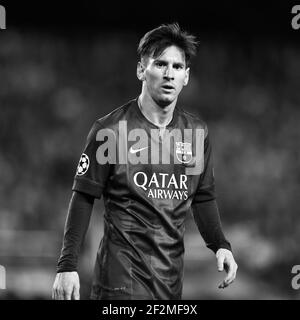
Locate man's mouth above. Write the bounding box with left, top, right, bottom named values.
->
left=161, top=84, right=175, bottom=90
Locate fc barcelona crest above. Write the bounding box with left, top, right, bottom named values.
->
left=175, top=142, right=192, bottom=164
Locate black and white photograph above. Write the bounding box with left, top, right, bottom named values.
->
left=0, top=0, right=299, bottom=306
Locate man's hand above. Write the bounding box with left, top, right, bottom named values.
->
left=216, top=248, right=238, bottom=289
left=52, top=271, right=80, bottom=300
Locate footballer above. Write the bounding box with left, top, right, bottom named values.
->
left=52, top=23, right=238, bottom=300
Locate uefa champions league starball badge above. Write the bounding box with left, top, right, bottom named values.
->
left=77, top=153, right=90, bottom=176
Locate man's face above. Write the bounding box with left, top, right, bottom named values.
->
left=137, top=45, right=190, bottom=107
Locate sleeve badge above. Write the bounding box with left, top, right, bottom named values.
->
left=76, top=153, right=90, bottom=176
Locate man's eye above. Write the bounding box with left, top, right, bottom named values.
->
left=156, top=62, right=165, bottom=67
left=174, top=65, right=183, bottom=70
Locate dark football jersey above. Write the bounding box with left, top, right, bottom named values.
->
left=72, top=98, right=216, bottom=299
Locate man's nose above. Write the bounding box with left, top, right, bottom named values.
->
left=164, top=66, right=174, bottom=80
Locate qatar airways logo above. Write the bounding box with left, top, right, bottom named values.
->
left=95, top=121, right=204, bottom=176
left=134, top=172, right=188, bottom=200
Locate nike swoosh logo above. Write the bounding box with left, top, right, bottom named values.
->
left=129, top=146, right=149, bottom=154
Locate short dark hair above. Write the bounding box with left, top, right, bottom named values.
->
left=137, top=23, right=198, bottom=67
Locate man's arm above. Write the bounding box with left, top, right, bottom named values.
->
left=52, top=190, right=94, bottom=300
left=191, top=199, right=238, bottom=289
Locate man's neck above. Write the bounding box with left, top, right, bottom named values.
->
left=138, top=93, right=177, bottom=128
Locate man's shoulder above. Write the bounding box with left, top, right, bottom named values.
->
left=177, top=106, right=208, bottom=130
left=95, top=98, right=136, bottom=128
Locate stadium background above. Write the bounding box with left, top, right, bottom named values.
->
left=0, top=1, right=299, bottom=299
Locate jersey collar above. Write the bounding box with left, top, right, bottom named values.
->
left=133, top=97, right=179, bottom=129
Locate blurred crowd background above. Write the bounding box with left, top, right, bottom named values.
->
left=0, top=1, right=299, bottom=299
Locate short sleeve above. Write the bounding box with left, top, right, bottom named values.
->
left=72, top=121, right=111, bottom=199
left=192, top=128, right=216, bottom=203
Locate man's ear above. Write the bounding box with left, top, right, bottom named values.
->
left=137, top=61, right=145, bottom=81
left=183, top=67, right=190, bottom=86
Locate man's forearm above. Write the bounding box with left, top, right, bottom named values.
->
left=56, top=191, right=94, bottom=273
left=191, top=199, right=231, bottom=253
